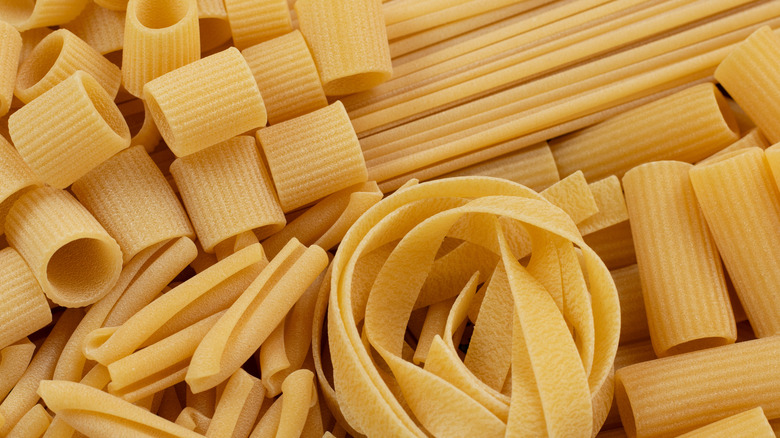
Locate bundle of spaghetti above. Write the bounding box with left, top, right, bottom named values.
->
left=295, top=0, right=392, bottom=96
left=197, top=0, right=232, bottom=53
left=261, top=181, right=383, bottom=259
left=615, top=335, right=780, bottom=437
left=715, top=26, right=780, bottom=143
left=698, top=127, right=769, bottom=164
left=611, top=265, right=650, bottom=345
left=689, top=147, right=780, bottom=338
left=257, top=102, right=368, bottom=212
left=0, top=135, right=40, bottom=236
left=8, top=71, right=131, bottom=189
left=72, top=146, right=194, bottom=264
left=0, top=0, right=89, bottom=31
left=325, top=177, right=620, bottom=437
left=0, top=22, right=20, bottom=117
left=0, top=339, right=35, bottom=401
left=121, top=0, right=200, bottom=98
left=5, top=186, right=123, bottom=308
left=62, top=2, right=125, bottom=55
left=118, top=99, right=162, bottom=152
left=144, top=47, right=266, bottom=157
left=223, top=0, right=291, bottom=50
left=204, top=368, right=264, bottom=438
left=0, top=248, right=51, bottom=350
left=241, top=30, right=328, bottom=125
left=678, top=407, right=775, bottom=438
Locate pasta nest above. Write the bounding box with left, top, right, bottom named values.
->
left=325, top=177, right=621, bottom=437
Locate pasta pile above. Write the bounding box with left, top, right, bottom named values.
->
left=0, top=0, right=778, bottom=437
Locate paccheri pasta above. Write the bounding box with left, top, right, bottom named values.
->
left=0, top=3, right=778, bottom=438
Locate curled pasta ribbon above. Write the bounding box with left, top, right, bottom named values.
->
left=327, top=177, right=620, bottom=437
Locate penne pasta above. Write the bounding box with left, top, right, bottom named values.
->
left=0, top=22, right=20, bottom=117
left=224, top=0, right=291, bottom=50
left=0, top=248, right=51, bottom=350
left=62, top=2, right=125, bottom=55
left=0, top=134, right=40, bottom=236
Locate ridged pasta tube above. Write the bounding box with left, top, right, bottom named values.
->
left=0, top=0, right=89, bottom=31
left=0, top=135, right=40, bottom=236
left=0, top=248, right=51, bottom=350
left=0, top=22, right=21, bottom=116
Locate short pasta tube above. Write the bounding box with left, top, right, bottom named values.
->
left=678, top=407, right=774, bottom=438
left=242, top=30, right=327, bottom=125
left=197, top=0, right=231, bottom=53
left=295, top=0, right=392, bottom=95
left=257, top=101, right=368, bottom=212
left=8, top=71, right=130, bottom=189
left=144, top=47, right=266, bottom=157
left=122, top=0, right=200, bottom=97
left=615, top=336, right=780, bottom=438
left=715, top=27, right=780, bottom=143
left=94, top=0, right=129, bottom=11
left=15, top=29, right=121, bottom=103
left=623, top=161, right=735, bottom=357
left=0, top=22, right=21, bottom=117
left=0, top=339, right=35, bottom=401
left=62, top=2, right=125, bottom=55
left=4, top=186, right=123, bottom=307
left=6, top=404, right=50, bottom=438
left=0, top=248, right=50, bottom=350
left=689, top=148, right=780, bottom=338
left=0, top=135, right=40, bottom=236
left=205, top=368, right=264, bottom=438
left=0, top=0, right=89, bottom=31
left=224, top=0, right=291, bottom=50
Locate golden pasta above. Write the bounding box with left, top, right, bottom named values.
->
left=95, top=0, right=129, bottom=11
left=583, top=221, right=636, bottom=270
left=678, top=407, right=774, bottom=438
left=764, top=139, right=780, bottom=187
left=611, top=265, right=650, bottom=345
left=0, top=0, right=89, bottom=31
left=8, top=71, right=131, bottom=189
left=205, top=368, right=264, bottom=438
left=540, top=171, right=599, bottom=225
left=18, top=28, right=52, bottom=65
left=241, top=30, right=328, bottom=125
left=0, top=339, right=35, bottom=401
left=170, top=136, right=284, bottom=252
left=0, top=134, right=40, bottom=236
left=62, top=2, right=125, bottom=55
left=0, top=22, right=20, bottom=117
left=578, top=176, right=629, bottom=236
left=197, top=0, right=232, bottom=53
left=275, top=369, right=315, bottom=438
left=144, top=47, right=266, bottom=157
left=295, top=0, right=392, bottom=95
left=0, top=248, right=51, bottom=350
left=223, top=0, right=291, bottom=50
left=257, top=101, right=368, bottom=212
left=5, top=187, right=123, bottom=307
left=699, top=127, right=769, bottom=164
left=175, top=407, right=211, bottom=434
left=6, top=403, right=50, bottom=438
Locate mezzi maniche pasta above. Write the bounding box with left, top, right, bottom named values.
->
left=0, top=1, right=779, bottom=437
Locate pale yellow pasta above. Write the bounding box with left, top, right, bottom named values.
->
left=0, top=339, right=35, bottom=401
left=157, top=387, right=183, bottom=422
left=15, top=29, right=121, bottom=103
left=540, top=171, right=599, bottom=225
left=249, top=396, right=282, bottom=438
left=413, top=298, right=453, bottom=365
left=0, top=248, right=51, bottom=349
left=206, top=368, right=264, bottom=438
left=62, top=2, right=125, bottom=55
left=295, top=0, right=392, bottom=95
left=715, top=27, right=780, bottom=143
left=678, top=407, right=774, bottom=438
left=583, top=221, right=636, bottom=270
left=170, top=136, right=284, bottom=252
left=0, top=22, right=20, bottom=117
left=258, top=320, right=289, bottom=396
left=5, top=187, right=123, bottom=307
left=551, top=83, right=740, bottom=181
left=615, top=336, right=780, bottom=437
left=578, top=176, right=629, bottom=236
left=699, top=128, right=769, bottom=164
left=241, top=30, right=327, bottom=125
left=611, top=265, right=649, bottom=345
left=0, top=309, right=82, bottom=436
left=144, top=48, right=266, bottom=157
left=623, top=161, right=736, bottom=356
left=0, top=0, right=89, bottom=31
left=764, top=142, right=780, bottom=188
left=602, top=340, right=657, bottom=430
left=689, top=148, right=780, bottom=337
left=275, top=370, right=315, bottom=438
left=122, top=0, right=200, bottom=97
left=262, top=181, right=382, bottom=258
left=37, top=380, right=203, bottom=438
left=72, top=146, right=194, bottom=263
left=0, top=135, right=40, bottom=236
left=175, top=407, right=211, bottom=434
left=257, top=101, right=368, bottom=212
left=42, top=363, right=112, bottom=437
left=197, top=0, right=232, bottom=53
left=6, top=404, right=51, bottom=438
left=224, top=0, right=291, bottom=50
left=187, top=239, right=328, bottom=393
left=8, top=71, right=131, bottom=189
left=19, top=28, right=52, bottom=65
left=186, top=386, right=216, bottom=418
left=119, top=100, right=162, bottom=152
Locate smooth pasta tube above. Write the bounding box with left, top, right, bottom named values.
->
left=4, top=186, right=123, bottom=307
left=224, top=0, right=291, bottom=50
left=0, top=22, right=20, bottom=116
left=551, top=83, right=740, bottom=181
left=0, top=0, right=89, bottom=31
left=206, top=368, right=265, bottom=438
left=0, top=339, right=35, bottom=401
left=623, top=161, right=735, bottom=357
left=715, top=27, right=780, bottom=143
left=8, top=71, right=131, bottom=189
left=122, top=0, right=200, bottom=97
left=62, top=2, right=125, bottom=55
left=144, top=47, right=266, bottom=157
left=257, top=101, right=368, bottom=212
left=241, top=30, right=327, bottom=125
left=295, top=0, right=392, bottom=95
left=15, top=29, right=121, bottom=103
left=615, top=336, right=780, bottom=438
left=689, top=148, right=780, bottom=338
left=197, top=0, right=231, bottom=53
left=72, top=145, right=194, bottom=264
left=678, top=407, right=774, bottom=438
left=0, top=248, right=51, bottom=349
left=170, top=136, right=284, bottom=252
left=0, top=135, right=40, bottom=236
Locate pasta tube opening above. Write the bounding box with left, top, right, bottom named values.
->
left=80, top=73, right=129, bottom=140
left=15, top=31, right=63, bottom=92
left=134, top=0, right=190, bottom=30
left=0, top=4, right=34, bottom=29
left=46, top=237, right=122, bottom=305
left=614, top=378, right=636, bottom=437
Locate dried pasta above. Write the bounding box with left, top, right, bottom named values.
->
left=0, top=339, right=35, bottom=401
left=0, top=135, right=40, bottom=236
left=95, top=0, right=129, bottom=11
left=540, top=171, right=598, bottom=225
left=275, top=370, right=315, bottom=438
left=0, top=248, right=51, bottom=350
left=223, top=0, right=291, bottom=50
left=170, top=136, right=284, bottom=252
left=257, top=102, right=368, bottom=212
left=197, top=0, right=232, bottom=53
left=6, top=404, right=51, bottom=438
left=678, top=407, right=774, bottom=438
left=175, top=407, right=211, bottom=434
left=62, top=2, right=125, bottom=55
left=611, top=265, right=650, bottom=345
left=699, top=127, right=769, bottom=164
left=144, top=47, right=266, bottom=157
left=0, top=0, right=89, bottom=31
left=578, top=176, right=628, bottom=236
left=205, top=368, right=264, bottom=438
left=8, top=71, right=131, bottom=189
left=5, top=187, right=123, bottom=307
left=0, top=22, right=20, bottom=117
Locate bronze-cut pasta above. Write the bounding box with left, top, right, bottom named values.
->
left=19, top=28, right=52, bottom=65
left=224, top=0, right=291, bottom=50
left=205, top=368, right=264, bottom=438
left=540, top=171, right=598, bottom=225
left=170, top=136, right=284, bottom=252
left=0, top=22, right=20, bottom=117
left=578, top=176, right=629, bottom=236
left=72, top=146, right=194, bottom=264
left=275, top=370, right=315, bottom=438
left=611, top=265, right=650, bottom=345
left=5, top=187, right=123, bottom=308
left=257, top=101, right=368, bottom=212
left=0, top=0, right=89, bottom=31
left=295, top=0, right=392, bottom=95
left=6, top=403, right=51, bottom=438
left=144, top=48, right=266, bottom=157
left=0, top=248, right=51, bottom=350
left=197, top=0, right=232, bottom=53
left=241, top=30, right=328, bottom=125
left=62, top=2, right=125, bottom=55
left=0, top=339, right=35, bottom=401
left=0, top=135, right=40, bottom=236
left=175, top=407, right=211, bottom=434
left=699, top=128, right=769, bottom=164
left=8, top=71, right=131, bottom=189
left=678, top=407, right=774, bottom=438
